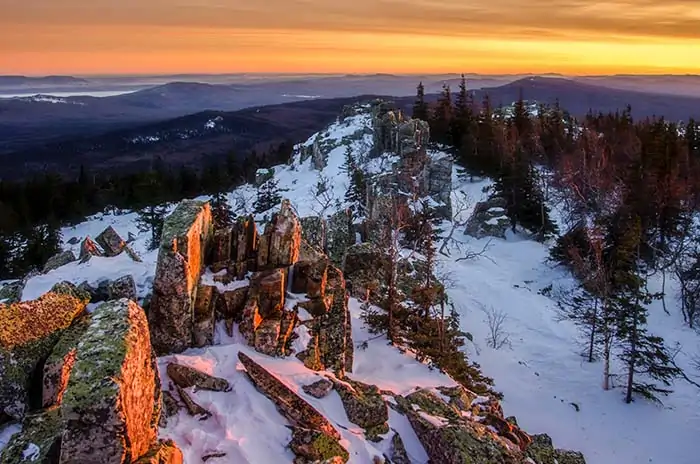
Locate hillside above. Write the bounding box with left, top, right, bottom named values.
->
left=1, top=100, right=697, bottom=464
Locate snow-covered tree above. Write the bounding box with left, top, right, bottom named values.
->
left=253, top=178, right=282, bottom=215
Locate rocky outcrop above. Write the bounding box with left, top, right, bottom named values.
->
left=166, top=363, right=230, bottom=392
left=332, top=379, right=388, bottom=441
left=371, top=101, right=429, bottom=157
left=289, top=428, right=349, bottom=464
left=465, top=196, right=511, bottom=239
left=61, top=299, right=160, bottom=463
left=257, top=200, right=302, bottom=269
left=149, top=200, right=212, bottom=354
left=108, top=275, right=137, bottom=301
left=237, top=352, right=340, bottom=440
left=255, top=168, right=275, bottom=186
left=0, top=292, right=87, bottom=421
left=302, top=378, right=333, bottom=399
left=342, top=242, right=389, bottom=301
left=79, top=237, right=103, bottom=263
left=43, top=250, right=76, bottom=273
left=96, top=226, right=126, bottom=257
left=389, top=387, right=586, bottom=464
left=390, top=432, right=410, bottom=464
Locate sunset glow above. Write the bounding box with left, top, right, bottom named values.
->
left=1, top=0, right=699, bottom=75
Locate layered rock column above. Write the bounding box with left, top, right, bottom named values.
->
left=149, top=200, right=212, bottom=354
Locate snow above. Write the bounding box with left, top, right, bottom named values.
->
left=12, top=100, right=700, bottom=464
left=0, top=424, right=20, bottom=455
left=21, top=443, right=40, bottom=461
left=158, top=299, right=444, bottom=464
left=10, top=94, right=85, bottom=105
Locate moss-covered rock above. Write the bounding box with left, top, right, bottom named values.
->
left=132, top=439, right=183, bottom=464
left=553, top=449, right=587, bottom=464
left=332, top=379, right=388, bottom=441
left=42, top=313, right=91, bottom=408
left=43, top=251, right=76, bottom=273
left=0, top=292, right=86, bottom=420
left=390, top=432, right=410, bottom=464
left=526, top=434, right=556, bottom=464
left=0, top=407, right=62, bottom=464
left=61, top=299, right=159, bottom=463
left=49, top=282, right=90, bottom=305
left=166, top=363, right=230, bottom=392
left=238, top=352, right=340, bottom=440
left=150, top=200, right=212, bottom=355
left=289, top=428, right=348, bottom=464
left=0, top=280, right=24, bottom=304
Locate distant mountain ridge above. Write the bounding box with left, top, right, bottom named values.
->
left=0, top=75, right=89, bottom=88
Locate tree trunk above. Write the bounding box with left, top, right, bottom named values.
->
left=625, top=311, right=639, bottom=404
left=587, top=299, right=598, bottom=363
left=661, top=270, right=669, bottom=315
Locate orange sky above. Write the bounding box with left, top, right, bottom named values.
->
left=1, top=0, right=699, bottom=75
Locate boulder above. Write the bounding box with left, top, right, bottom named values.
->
left=465, top=196, right=511, bottom=239
left=0, top=280, right=24, bottom=304
left=0, top=407, right=62, bottom=464
left=78, top=237, right=103, bottom=263
left=60, top=299, right=159, bottom=463
left=160, top=391, right=181, bottom=422
left=50, top=282, right=91, bottom=304
left=237, top=352, right=340, bottom=440
left=0, top=292, right=87, bottom=421
left=300, top=216, right=326, bottom=251
left=554, top=450, right=587, bottom=464
left=332, top=379, right=388, bottom=441
left=396, top=390, right=519, bottom=464
left=166, top=363, right=230, bottom=392
left=95, top=226, right=126, bottom=257
left=192, top=284, right=217, bottom=348
left=255, top=168, right=275, bottom=187
left=133, top=440, right=184, bottom=464
left=42, top=314, right=91, bottom=408
left=427, top=154, right=453, bottom=218
left=107, top=275, right=137, bottom=301
left=216, top=286, right=249, bottom=324
left=302, top=379, right=333, bottom=399
left=67, top=237, right=81, bottom=245
left=250, top=269, right=286, bottom=319
left=77, top=280, right=110, bottom=303
left=259, top=200, right=302, bottom=269
left=289, top=428, right=348, bottom=464
left=175, top=385, right=210, bottom=420
left=43, top=250, right=76, bottom=273
left=149, top=200, right=212, bottom=355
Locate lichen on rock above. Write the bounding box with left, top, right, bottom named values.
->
left=61, top=299, right=159, bottom=463
left=0, top=407, right=62, bottom=464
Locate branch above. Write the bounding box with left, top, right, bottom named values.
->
left=456, top=239, right=495, bottom=263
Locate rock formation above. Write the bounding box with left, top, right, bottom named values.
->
left=149, top=200, right=213, bottom=354
left=0, top=291, right=88, bottom=421
left=43, top=251, right=76, bottom=273
left=465, top=196, right=511, bottom=239
left=0, top=296, right=178, bottom=463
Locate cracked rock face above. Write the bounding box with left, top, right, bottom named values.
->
left=0, top=291, right=87, bottom=421
left=61, top=299, right=160, bottom=463
left=149, top=200, right=212, bottom=355
left=166, top=363, right=231, bottom=392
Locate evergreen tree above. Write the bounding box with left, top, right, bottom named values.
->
left=431, top=84, right=453, bottom=145
left=345, top=168, right=367, bottom=218
left=254, top=178, right=282, bottom=215
left=22, top=222, right=62, bottom=273
left=136, top=205, right=168, bottom=250
left=210, top=192, right=235, bottom=228
left=412, top=82, right=429, bottom=121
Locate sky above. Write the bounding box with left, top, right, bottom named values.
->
left=1, top=0, right=699, bottom=75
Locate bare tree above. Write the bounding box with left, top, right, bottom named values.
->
left=482, top=306, right=511, bottom=350
left=309, top=173, right=339, bottom=218
left=439, top=190, right=473, bottom=256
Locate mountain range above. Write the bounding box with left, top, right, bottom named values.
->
left=2, top=75, right=700, bottom=180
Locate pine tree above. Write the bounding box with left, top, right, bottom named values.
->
left=431, top=84, right=453, bottom=145
left=210, top=192, right=235, bottom=228
left=253, top=178, right=282, bottom=215
left=345, top=168, right=367, bottom=218
left=412, top=82, right=429, bottom=121
left=136, top=204, right=168, bottom=250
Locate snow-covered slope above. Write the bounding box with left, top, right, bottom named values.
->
left=7, top=102, right=700, bottom=464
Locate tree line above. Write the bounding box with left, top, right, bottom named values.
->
left=0, top=143, right=294, bottom=279
left=412, top=75, right=700, bottom=403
